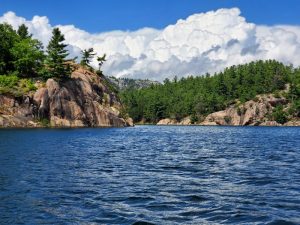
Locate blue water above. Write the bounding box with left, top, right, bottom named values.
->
left=0, top=126, right=299, bottom=225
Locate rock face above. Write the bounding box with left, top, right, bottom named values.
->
left=0, top=68, right=132, bottom=128
left=157, top=118, right=178, bottom=125
left=201, top=94, right=290, bottom=126
left=0, top=95, right=40, bottom=127
left=284, top=120, right=300, bottom=126
left=157, top=117, right=191, bottom=125
left=156, top=94, right=299, bottom=126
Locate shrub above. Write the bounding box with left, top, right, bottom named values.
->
left=272, top=106, right=288, bottom=124
left=0, top=75, right=36, bottom=96
left=190, top=114, right=198, bottom=124
left=0, top=75, right=19, bottom=88
left=119, top=107, right=129, bottom=119
left=274, top=91, right=281, bottom=98
left=0, top=75, right=19, bottom=95
left=39, top=118, right=50, bottom=127
left=288, top=100, right=300, bottom=117
left=19, top=79, right=37, bottom=92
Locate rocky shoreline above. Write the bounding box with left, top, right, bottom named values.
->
left=0, top=68, right=133, bottom=128
left=157, top=94, right=300, bottom=126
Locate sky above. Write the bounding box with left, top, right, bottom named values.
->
left=1, top=0, right=300, bottom=81
left=1, top=0, right=300, bottom=32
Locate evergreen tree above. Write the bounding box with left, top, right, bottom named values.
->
left=45, top=28, right=71, bottom=79
left=96, top=54, right=106, bottom=75
left=17, top=24, right=31, bottom=39
left=121, top=60, right=299, bottom=123
left=80, top=48, right=96, bottom=67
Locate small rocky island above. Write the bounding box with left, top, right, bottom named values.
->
left=0, top=68, right=133, bottom=128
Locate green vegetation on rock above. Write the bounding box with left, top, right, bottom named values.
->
left=121, top=60, right=300, bottom=123
left=0, top=75, right=36, bottom=96
left=0, top=22, right=106, bottom=97
left=0, top=23, right=72, bottom=96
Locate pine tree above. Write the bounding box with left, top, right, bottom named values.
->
left=80, top=48, right=96, bottom=67
left=96, top=54, right=106, bottom=75
left=45, top=28, right=71, bottom=79
left=17, top=24, right=31, bottom=39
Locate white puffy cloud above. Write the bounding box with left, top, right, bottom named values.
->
left=1, top=8, right=300, bottom=81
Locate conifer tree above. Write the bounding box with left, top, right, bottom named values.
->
left=17, top=24, right=31, bottom=39
left=45, top=28, right=71, bottom=78
left=96, top=54, right=106, bottom=75
left=80, top=48, right=96, bottom=67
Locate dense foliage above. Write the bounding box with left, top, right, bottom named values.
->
left=0, top=23, right=46, bottom=77
left=121, top=60, right=300, bottom=123
left=0, top=22, right=104, bottom=96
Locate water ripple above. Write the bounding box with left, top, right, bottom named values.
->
left=0, top=126, right=299, bottom=224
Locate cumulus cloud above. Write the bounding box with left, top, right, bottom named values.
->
left=1, top=8, right=300, bottom=81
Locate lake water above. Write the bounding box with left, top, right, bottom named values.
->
left=0, top=126, right=299, bottom=225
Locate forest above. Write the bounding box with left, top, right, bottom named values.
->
left=121, top=60, right=300, bottom=123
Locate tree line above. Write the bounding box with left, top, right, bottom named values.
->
left=121, top=60, right=300, bottom=123
left=0, top=22, right=106, bottom=79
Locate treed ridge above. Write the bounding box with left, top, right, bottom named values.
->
left=121, top=60, right=300, bottom=124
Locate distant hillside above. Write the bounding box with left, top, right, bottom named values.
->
left=108, top=76, right=160, bottom=91
left=121, top=60, right=300, bottom=125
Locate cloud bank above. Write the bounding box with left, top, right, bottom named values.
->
left=1, top=8, right=300, bottom=81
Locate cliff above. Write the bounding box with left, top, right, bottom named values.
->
left=157, top=94, right=300, bottom=126
left=0, top=68, right=133, bottom=128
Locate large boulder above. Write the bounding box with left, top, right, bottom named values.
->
left=179, top=117, right=192, bottom=125
left=125, top=117, right=134, bottom=127
left=157, top=117, right=191, bottom=125
left=157, top=118, right=178, bottom=125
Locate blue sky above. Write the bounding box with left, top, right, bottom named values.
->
left=1, top=0, right=300, bottom=32
left=1, top=0, right=300, bottom=80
